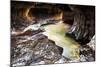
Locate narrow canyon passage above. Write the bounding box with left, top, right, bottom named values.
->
left=11, top=1, right=95, bottom=66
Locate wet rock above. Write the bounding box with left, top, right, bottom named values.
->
left=11, top=1, right=95, bottom=66
left=11, top=33, right=63, bottom=66
left=55, top=56, right=69, bottom=63
left=87, top=35, right=95, bottom=50
left=80, top=36, right=95, bottom=62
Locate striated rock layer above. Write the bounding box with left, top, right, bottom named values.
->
left=11, top=1, right=95, bottom=67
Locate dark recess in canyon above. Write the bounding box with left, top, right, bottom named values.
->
left=11, top=1, right=95, bottom=66
left=11, top=1, right=95, bottom=44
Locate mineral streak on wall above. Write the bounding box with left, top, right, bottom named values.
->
left=11, top=1, right=95, bottom=66
left=11, top=1, right=74, bottom=27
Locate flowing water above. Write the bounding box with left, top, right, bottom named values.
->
left=42, top=21, right=80, bottom=61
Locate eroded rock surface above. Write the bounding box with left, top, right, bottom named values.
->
left=11, top=1, right=95, bottom=67
left=11, top=33, right=64, bottom=66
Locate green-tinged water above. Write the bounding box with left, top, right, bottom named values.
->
left=42, top=21, right=80, bottom=61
